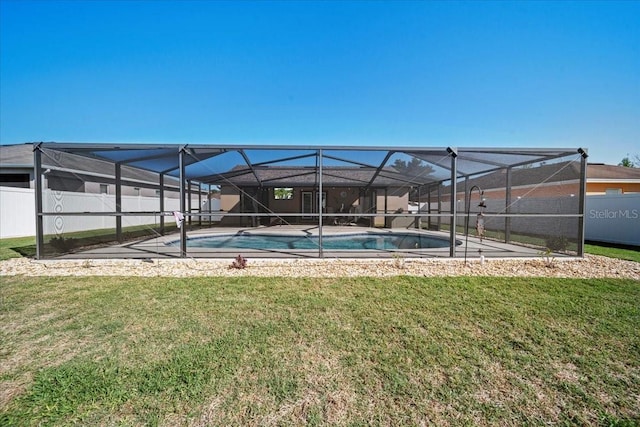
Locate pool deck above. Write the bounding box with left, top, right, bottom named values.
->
left=56, top=225, right=551, bottom=260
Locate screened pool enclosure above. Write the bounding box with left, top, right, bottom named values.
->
left=32, top=143, right=588, bottom=259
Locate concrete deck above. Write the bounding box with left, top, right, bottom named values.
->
left=56, top=225, right=549, bottom=260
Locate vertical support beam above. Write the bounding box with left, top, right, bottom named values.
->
left=179, top=147, right=187, bottom=257
left=463, top=176, right=469, bottom=236
left=415, top=186, right=421, bottom=229
left=437, top=183, right=442, bottom=231
left=427, top=186, right=432, bottom=230
left=384, top=188, right=388, bottom=228
left=159, top=173, right=165, bottom=235
left=33, top=143, right=44, bottom=259
left=318, top=149, right=323, bottom=258
left=505, top=167, right=512, bottom=243
left=115, top=163, right=122, bottom=243
left=198, top=183, right=202, bottom=226
left=208, top=184, right=212, bottom=226
left=187, top=180, right=192, bottom=226
left=448, top=148, right=458, bottom=257
left=577, top=148, right=588, bottom=257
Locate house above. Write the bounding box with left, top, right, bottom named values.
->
left=210, top=165, right=413, bottom=227
left=0, top=143, right=208, bottom=238
left=0, top=143, right=184, bottom=197
left=417, top=160, right=639, bottom=247
left=423, top=161, right=640, bottom=205
left=584, top=163, right=640, bottom=195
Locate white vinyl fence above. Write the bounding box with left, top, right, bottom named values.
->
left=0, top=187, right=209, bottom=238
left=585, top=194, right=640, bottom=246
left=0, top=187, right=35, bottom=238
left=4, top=186, right=636, bottom=246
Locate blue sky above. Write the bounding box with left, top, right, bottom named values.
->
left=1, top=0, right=638, bottom=165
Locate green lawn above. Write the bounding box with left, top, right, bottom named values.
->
left=1, top=276, right=638, bottom=426
left=0, top=236, right=35, bottom=260
left=585, top=243, right=640, bottom=263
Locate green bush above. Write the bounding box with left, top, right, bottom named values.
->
left=545, top=235, right=569, bottom=252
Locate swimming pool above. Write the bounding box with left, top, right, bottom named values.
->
left=168, top=232, right=457, bottom=251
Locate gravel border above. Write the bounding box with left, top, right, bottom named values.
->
left=1, top=255, right=639, bottom=280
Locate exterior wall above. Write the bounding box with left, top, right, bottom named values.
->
left=438, top=181, right=581, bottom=204
left=325, top=187, right=360, bottom=214
left=217, top=186, right=409, bottom=227
left=220, top=187, right=241, bottom=212
left=219, top=187, right=242, bottom=225
left=436, top=180, right=640, bottom=203
left=269, top=187, right=299, bottom=213
left=78, top=180, right=181, bottom=198
left=380, top=190, right=410, bottom=227
left=586, top=182, right=640, bottom=195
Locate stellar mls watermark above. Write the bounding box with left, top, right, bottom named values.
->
left=589, top=209, right=639, bottom=220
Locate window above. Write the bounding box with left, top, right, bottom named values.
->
left=155, top=189, right=161, bottom=196
left=605, top=188, right=623, bottom=195
left=0, top=173, right=30, bottom=188
left=274, top=187, right=294, bottom=200
left=133, top=187, right=140, bottom=196
left=100, top=184, right=108, bottom=194
left=47, top=175, right=85, bottom=192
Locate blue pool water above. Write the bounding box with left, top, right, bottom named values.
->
left=168, top=232, right=456, bottom=250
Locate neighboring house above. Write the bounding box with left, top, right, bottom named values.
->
left=0, top=143, right=186, bottom=197
left=416, top=161, right=640, bottom=246
left=426, top=161, right=640, bottom=205
left=0, top=144, right=207, bottom=238
left=585, top=163, right=640, bottom=195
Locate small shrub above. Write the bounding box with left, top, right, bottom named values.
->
left=392, top=253, right=405, bottom=269
left=229, top=255, right=247, bottom=269
left=49, top=236, right=76, bottom=252
left=545, top=235, right=569, bottom=252
left=539, top=248, right=556, bottom=268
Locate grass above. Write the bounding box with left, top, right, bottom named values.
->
left=1, top=275, right=639, bottom=426
left=585, top=243, right=640, bottom=263
left=0, top=236, right=35, bottom=261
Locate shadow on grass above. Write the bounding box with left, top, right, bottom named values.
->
left=10, top=244, right=36, bottom=258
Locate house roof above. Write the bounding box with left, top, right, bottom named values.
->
left=587, top=163, right=640, bottom=180
left=208, top=165, right=421, bottom=187
left=422, top=161, right=640, bottom=198
left=452, top=161, right=582, bottom=192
